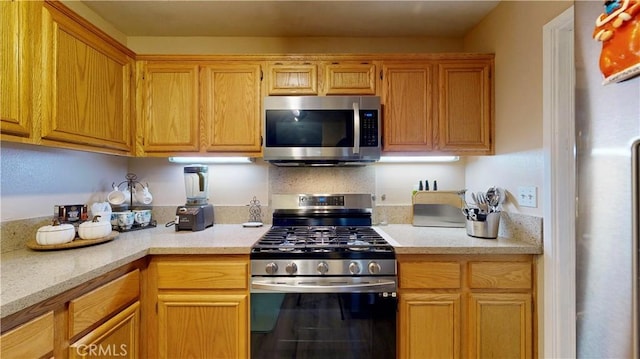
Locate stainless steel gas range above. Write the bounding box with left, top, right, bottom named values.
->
left=250, top=193, right=397, bottom=358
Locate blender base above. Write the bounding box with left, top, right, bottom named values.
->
left=175, top=204, right=214, bottom=231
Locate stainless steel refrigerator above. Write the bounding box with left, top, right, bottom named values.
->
left=575, top=1, right=639, bottom=358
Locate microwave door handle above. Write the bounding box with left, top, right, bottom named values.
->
left=353, top=102, right=360, bottom=154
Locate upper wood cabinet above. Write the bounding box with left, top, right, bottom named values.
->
left=201, top=63, right=263, bottom=153
left=265, top=61, right=378, bottom=96
left=137, top=61, right=262, bottom=156
left=138, top=62, right=200, bottom=154
left=266, top=62, right=318, bottom=95
left=381, top=62, right=435, bottom=152
left=40, top=2, right=134, bottom=155
left=0, top=1, right=29, bottom=140
left=381, top=56, right=493, bottom=155
left=323, top=62, right=377, bottom=95
left=437, top=60, right=493, bottom=154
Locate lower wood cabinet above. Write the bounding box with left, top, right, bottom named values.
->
left=148, top=255, right=250, bottom=359
left=399, top=293, right=461, bottom=358
left=0, top=263, right=143, bottom=359
left=398, top=254, right=534, bottom=359
left=0, top=311, right=54, bottom=359
left=157, top=293, right=248, bottom=359
left=70, top=301, right=140, bottom=359
left=468, top=293, right=532, bottom=359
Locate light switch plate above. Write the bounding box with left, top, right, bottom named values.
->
left=517, top=186, right=537, bottom=207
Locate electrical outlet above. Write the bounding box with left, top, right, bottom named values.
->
left=517, top=186, right=537, bottom=207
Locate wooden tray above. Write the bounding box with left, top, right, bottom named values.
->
left=26, top=231, right=119, bottom=251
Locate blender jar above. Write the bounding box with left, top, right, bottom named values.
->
left=184, top=165, right=209, bottom=205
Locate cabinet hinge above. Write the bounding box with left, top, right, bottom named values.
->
left=379, top=70, right=383, bottom=80
left=260, top=70, right=263, bottom=81
left=260, top=135, right=263, bottom=147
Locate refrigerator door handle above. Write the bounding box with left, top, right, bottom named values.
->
left=632, top=138, right=640, bottom=359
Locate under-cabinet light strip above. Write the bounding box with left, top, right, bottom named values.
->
left=168, top=157, right=254, bottom=164
left=378, top=156, right=459, bottom=163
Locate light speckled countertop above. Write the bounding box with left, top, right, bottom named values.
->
left=0, top=224, right=541, bottom=318
left=376, top=224, right=542, bottom=254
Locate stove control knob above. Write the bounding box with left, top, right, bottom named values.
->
left=265, top=262, right=278, bottom=275
left=348, top=262, right=361, bottom=275
left=285, top=262, right=298, bottom=275
left=317, top=261, right=329, bottom=275
left=368, top=261, right=381, bottom=274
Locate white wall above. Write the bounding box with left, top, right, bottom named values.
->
left=0, top=140, right=466, bottom=221
left=0, top=143, right=128, bottom=221
left=463, top=0, right=572, bottom=216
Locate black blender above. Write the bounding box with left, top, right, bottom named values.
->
left=175, top=165, right=214, bottom=231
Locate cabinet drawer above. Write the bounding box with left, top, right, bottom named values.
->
left=69, top=270, right=140, bottom=337
left=469, top=262, right=532, bottom=289
left=399, top=261, right=460, bottom=289
left=0, top=311, right=54, bottom=359
left=156, top=260, right=248, bottom=290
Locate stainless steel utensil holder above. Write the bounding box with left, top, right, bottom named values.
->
left=466, top=212, right=501, bottom=239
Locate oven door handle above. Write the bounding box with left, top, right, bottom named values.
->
left=251, top=279, right=397, bottom=293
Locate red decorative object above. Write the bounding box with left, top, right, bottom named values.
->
left=593, top=0, right=640, bottom=84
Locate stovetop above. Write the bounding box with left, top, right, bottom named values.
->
left=250, top=226, right=394, bottom=260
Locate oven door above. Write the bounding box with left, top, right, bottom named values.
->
left=250, top=277, right=397, bottom=358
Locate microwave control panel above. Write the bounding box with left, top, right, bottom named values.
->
left=360, top=110, right=379, bottom=147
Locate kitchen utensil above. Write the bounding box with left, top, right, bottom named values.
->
left=184, top=165, right=209, bottom=205
left=466, top=212, right=501, bottom=239
left=78, top=215, right=113, bottom=240
left=133, top=209, right=152, bottom=227
left=134, top=185, right=153, bottom=205
left=112, top=211, right=135, bottom=230
left=107, top=185, right=131, bottom=206
left=36, top=220, right=76, bottom=245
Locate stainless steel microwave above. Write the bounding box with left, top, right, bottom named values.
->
left=262, top=96, right=381, bottom=166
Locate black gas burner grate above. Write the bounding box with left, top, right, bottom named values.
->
left=252, top=226, right=393, bottom=255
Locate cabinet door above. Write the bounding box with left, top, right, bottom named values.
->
left=70, top=301, right=140, bottom=359
left=266, top=62, right=318, bottom=95
left=42, top=3, right=133, bottom=154
left=382, top=63, right=435, bottom=152
left=140, top=63, right=200, bottom=154
left=468, top=293, right=532, bottom=359
left=399, top=293, right=460, bottom=359
left=0, top=312, right=54, bottom=359
left=437, top=61, right=492, bottom=154
left=157, top=293, right=248, bottom=359
left=201, top=63, right=262, bottom=153
left=323, top=62, right=377, bottom=95
left=0, top=1, right=29, bottom=138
